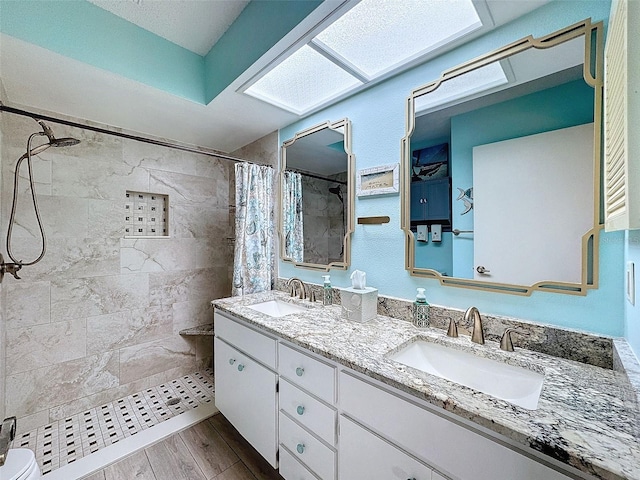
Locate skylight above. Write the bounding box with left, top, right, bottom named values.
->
left=314, top=0, right=483, bottom=78
left=245, top=45, right=362, bottom=115
left=242, top=0, right=485, bottom=115
left=415, top=62, right=509, bottom=114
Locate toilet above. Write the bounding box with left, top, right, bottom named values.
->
left=0, top=449, right=41, bottom=480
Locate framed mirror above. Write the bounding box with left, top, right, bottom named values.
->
left=401, top=19, right=604, bottom=295
left=280, top=118, right=354, bottom=271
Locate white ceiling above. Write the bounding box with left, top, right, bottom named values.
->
left=0, top=0, right=549, bottom=154
left=86, top=0, right=249, bottom=56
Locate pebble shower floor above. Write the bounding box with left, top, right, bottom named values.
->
left=15, top=369, right=215, bottom=475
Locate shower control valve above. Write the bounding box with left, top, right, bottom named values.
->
left=0, top=254, right=22, bottom=282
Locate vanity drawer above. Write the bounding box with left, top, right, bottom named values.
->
left=339, top=370, right=571, bottom=480
left=280, top=379, right=336, bottom=445
left=214, top=311, right=276, bottom=369
left=339, top=415, right=434, bottom=480
left=279, top=413, right=336, bottom=480
left=279, top=344, right=336, bottom=404
left=280, top=447, right=321, bottom=480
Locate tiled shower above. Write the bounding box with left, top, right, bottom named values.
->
left=0, top=112, right=275, bottom=439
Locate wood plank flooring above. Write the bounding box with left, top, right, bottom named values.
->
left=82, top=414, right=284, bottom=480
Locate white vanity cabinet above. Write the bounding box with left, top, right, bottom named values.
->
left=213, top=312, right=278, bottom=467
left=213, top=307, right=580, bottom=480
left=278, top=344, right=337, bottom=480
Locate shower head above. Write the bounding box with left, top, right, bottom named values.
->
left=17, top=120, right=81, bottom=160
left=37, top=119, right=80, bottom=148
left=329, top=185, right=343, bottom=203
left=50, top=137, right=81, bottom=147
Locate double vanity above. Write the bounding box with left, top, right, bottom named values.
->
left=212, top=290, right=640, bottom=480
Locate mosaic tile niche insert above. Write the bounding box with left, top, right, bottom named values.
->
left=125, top=191, right=169, bottom=237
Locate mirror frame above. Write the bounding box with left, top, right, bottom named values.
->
left=400, top=19, right=604, bottom=296
left=279, top=118, right=355, bottom=271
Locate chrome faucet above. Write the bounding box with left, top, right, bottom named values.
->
left=500, top=327, right=528, bottom=351
left=0, top=416, right=16, bottom=466
left=464, top=307, right=485, bottom=344
left=287, top=277, right=307, bottom=300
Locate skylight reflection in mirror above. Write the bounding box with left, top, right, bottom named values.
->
left=415, top=61, right=508, bottom=113
left=314, top=0, right=483, bottom=78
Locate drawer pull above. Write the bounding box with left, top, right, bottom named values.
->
left=295, top=367, right=305, bottom=377
left=237, top=364, right=245, bottom=372
left=296, top=405, right=305, bottom=415
left=296, top=443, right=305, bottom=454
left=228, top=358, right=236, bottom=365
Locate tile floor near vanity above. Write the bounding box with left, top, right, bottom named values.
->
left=16, top=370, right=215, bottom=476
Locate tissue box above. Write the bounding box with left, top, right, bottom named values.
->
left=340, top=287, right=378, bottom=322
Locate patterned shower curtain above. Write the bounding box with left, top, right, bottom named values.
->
left=232, top=163, right=275, bottom=296
left=282, top=171, right=304, bottom=262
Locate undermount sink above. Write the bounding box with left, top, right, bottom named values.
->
left=247, top=299, right=309, bottom=318
left=388, top=340, right=544, bottom=410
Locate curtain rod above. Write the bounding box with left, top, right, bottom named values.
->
left=287, top=168, right=347, bottom=185
left=0, top=103, right=249, bottom=164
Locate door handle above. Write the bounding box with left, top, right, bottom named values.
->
left=476, top=266, right=491, bottom=274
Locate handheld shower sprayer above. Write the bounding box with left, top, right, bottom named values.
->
left=0, top=119, right=81, bottom=283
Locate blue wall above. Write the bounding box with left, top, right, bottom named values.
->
left=279, top=0, right=625, bottom=337
left=449, top=79, right=595, bottom=277
left=626, top=231, right=640, bottom=355
left=0, top=0, right=321, bottom=105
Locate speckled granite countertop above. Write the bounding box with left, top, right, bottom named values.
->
left=179, top=324, right=214, bottom=336
left=212, top=291, right=640, bottom=480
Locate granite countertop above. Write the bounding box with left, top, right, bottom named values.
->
left=212, top=291, right=640, bottom=480
left=179, top=324, right=214, bottom=336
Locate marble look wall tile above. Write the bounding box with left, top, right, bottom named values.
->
left=3, top=280, right=51, bottom=329
left=119, top=336, right=196, bottom=385
left=88, top=199, right=126, bottom=238
left=149, top=169, right=218, bottom=207
left=51, top=155, right=149, bottom=201
left=50, top=273, right=149, bottom=321
left=48, top=364, right=197, bottom=422
left=11, top=237, right=120, bottom=280
left=1, top=154, right=52, bottom=201
left=87, top=306, right=172, bottom=353
left=14, top=409, right=50, bottom=436
left=195, top=336, right=213, bottom=363
left=149, top=268, right=224, bottom=308
left=6, top=318, right=87, bottom=375
left=230, top=131, right=278, bottom=167
left=195, top=237, right=233, bottom=269
left=170, top=204, right=231, bottom=239
left=9, top=194, right=88, bottom=239
left=123, top=138, right=199, bottom=176
left=120, top=238, right=196, bottom=273
left=6, top=352, right=120, bottom=418
left=172, top=300, right=214, bottom=334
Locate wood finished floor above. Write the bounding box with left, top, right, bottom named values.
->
left=82, top=414, right=284, bottom=480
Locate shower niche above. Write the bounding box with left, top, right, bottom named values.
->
left=125, top=191, right=169, bottom=237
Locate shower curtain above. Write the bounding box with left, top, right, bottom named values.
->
left=232, top=162, right=275, bottom=296
left=282, top=171, right=304, bottom=262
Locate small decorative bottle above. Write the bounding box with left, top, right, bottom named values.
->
left=412, top=288, right=429, bottom=328
left=322, top=275, right=333, bottom=306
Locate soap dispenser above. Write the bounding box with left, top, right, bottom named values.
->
left=322, top=275, right=333, bottom=306
left=412, top=288, right=429, bottom=328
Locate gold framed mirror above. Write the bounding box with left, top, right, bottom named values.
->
left=280, top=118, right=354, bottom=271
left=401, top=19, right=604, bottom=296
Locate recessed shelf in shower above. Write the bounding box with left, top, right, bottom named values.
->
left=125, top=191, right=169, bottom=237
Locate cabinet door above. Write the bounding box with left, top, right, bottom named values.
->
left=214, top=337, right=278, bottom=467
left=410, top=182, right=426, bottom=222
left=424, top=178, right=450, bottom=220
left=339, top=415, right=433, bottom=480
